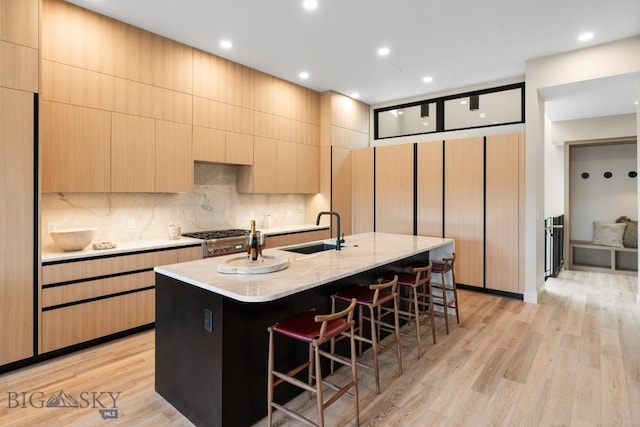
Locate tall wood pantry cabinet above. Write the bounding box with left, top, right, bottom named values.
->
left=0, top=0, right=38, bottom=367
left=349, top=133, right=524, bottom=295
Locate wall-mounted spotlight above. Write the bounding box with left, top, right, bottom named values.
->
left=470, top=95, right=479, bottom=111
left=581, top=172, right=590, bottom=179
left=420, top=103, right=430, bottom=117
left=604, top=171, right=613, bottom=178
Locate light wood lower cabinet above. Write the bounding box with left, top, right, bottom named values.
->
left=41, top=290, right=155, bottom=353
left=40, top=245, right=202, bottom=353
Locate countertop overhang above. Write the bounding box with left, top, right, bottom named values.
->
left=154, top=232, right=454, bottom=303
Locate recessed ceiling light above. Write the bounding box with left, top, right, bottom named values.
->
left=578, top=32, right=594, bottom=42
left=460, top=100, right=468, bottom=105
left=479, top=113, right=486, bottom=118
left=422, top=122, right=429, bottom=126
left=422, top=76, right=433, bottom=83
left=377, top=47, right=390, bottom=56
left=219, top=40, right=232, bottom=49
left=299, top=71, right=309, bottom=79
left=350, top=92, right=360, bottom=99
left=303, top=0, right=318, bottom=10
left=635, top=101, right=639, bottom=105
left=398, top=110, right=404, bottom=115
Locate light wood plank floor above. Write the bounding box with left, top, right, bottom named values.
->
left=1, top=270, right=638, bottom=426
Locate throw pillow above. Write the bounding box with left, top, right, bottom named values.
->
left=616, top=216, right=638, bottom=248
left=592, top=221, right=626, bottom=247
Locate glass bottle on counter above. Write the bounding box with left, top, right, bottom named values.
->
left=247, top=220, right=262, bottom=262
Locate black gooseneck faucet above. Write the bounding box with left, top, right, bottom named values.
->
left=316, top=211, right=343, bottom=250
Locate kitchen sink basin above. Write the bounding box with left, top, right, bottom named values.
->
left=282, top=240, right=355, bottom=254
left=282, top=243, right=339, bottom=254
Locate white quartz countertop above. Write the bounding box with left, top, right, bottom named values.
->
left=154, top=232, right=454, bottom=303
left=42, top=237, right=203, bottom=263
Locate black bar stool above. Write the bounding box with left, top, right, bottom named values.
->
left=330, top=276, right=402, bottom=394
left=267, top=299, right=359, bottom=427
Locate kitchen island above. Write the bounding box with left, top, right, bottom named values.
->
left=154, top=232, right=453, bottom=427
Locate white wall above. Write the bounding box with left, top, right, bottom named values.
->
left=569, top=144, right=637, bottom=240
left=41, top=163, right=306, bottom=250
left=544, top=114, right=638, bottom=217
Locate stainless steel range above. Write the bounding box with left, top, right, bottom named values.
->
left=182, top=229, right=249, bottom=258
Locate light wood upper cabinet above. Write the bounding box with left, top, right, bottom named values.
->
left=237, top=138, right=318, bottom=194
left=113, top=77, right=192, bottom=124
left=192, top=49, right=254, bottom=108
left=276, top=140, right=297, bottom=193
left=111, top=113, right=156, bottom=192
left=0, top=87, right=34, bottom=365
left=118, top=25, right=192, bottom=94
left=297, top=143, right=320, bottom=194
left=42, top=0, right=116, bottom=74
left=41, top=60, right=115, bottom=111
left=444, top=137, right=484, bottom=288
left=375, top=144, right=414, bottom=235
left=41, top=101, right=111, bottom=193
left=0, top=40, right=38, bottom=92
left=226, top=132, right=253, bottom=165
left=156, top=120, right=193, bottom=193
left=193, top=126, right=226, bottom=163
left=0, top=0, right=38, bottom=92
left=254, top=71, right=320, bottom=125
left=351, top=147, right=374, bottom=234
left=417, top=141, right=443, bottom=237
left=238, top=137, right=278, bottom=193
left=485, top=134, right=524, bottom=293
left=0, top=0, right=38, bottom=48
left=193, top=127, right=253, bottom=166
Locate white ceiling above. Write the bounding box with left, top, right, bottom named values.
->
left=65, top=0, right=640, bottom=120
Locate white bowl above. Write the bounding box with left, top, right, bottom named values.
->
left=50, top=228, right=97, bottom=251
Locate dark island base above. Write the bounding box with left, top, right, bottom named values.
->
left=155, top=251, right=427, bottom=427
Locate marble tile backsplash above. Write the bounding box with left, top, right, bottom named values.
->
left=41, top=163, right=306, bottom=249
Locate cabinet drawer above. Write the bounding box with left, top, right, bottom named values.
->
left=41, top=289, right=154, bottom=353
left=42, top=249, right=180, bottom=285
left=42, top=270, right=154, bottom=308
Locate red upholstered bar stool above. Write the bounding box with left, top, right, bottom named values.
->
left=267, top=299, right=359, bottom=427
left=430, top=253, right=459, bottom=334
left=383, top=263, right=435, bottom=358
left=330, top=276, right=402, bottom=394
